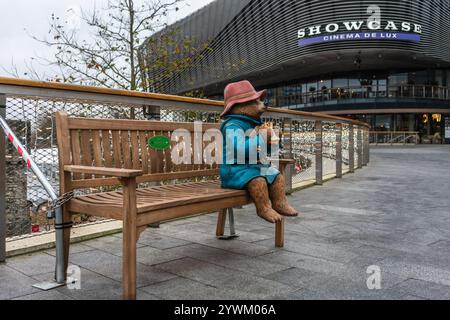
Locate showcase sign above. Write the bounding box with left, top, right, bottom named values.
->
left=297, top=5, right=422, bottom=47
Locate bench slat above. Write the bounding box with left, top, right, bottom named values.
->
left=147, top=131, right=158, bottom=173
left=92, top=130, right=103, bottom=169
left=70, top=130, right=82, bottom=180
left=80, top=130, right=93, bottom=177
left=121, top=130, right=132, bottom=169
left=137, top=195, right=250, bottom=226
left=112, top=130, right=122, bottom=168
left=70, top=169, right=220, bottom=189
left=102, top=130, right=114, bottom=168
left=131, top=131, right=140, bottom=170
left=138, top=131, right=149, bottom=174
left=67, top=117, right=219, bottom=131
left=164, top=131, right=173, bottom=173
left=67, top=181, right=248, bottom=216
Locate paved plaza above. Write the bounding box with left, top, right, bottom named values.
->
left=1, top=146, right=450, bottom=300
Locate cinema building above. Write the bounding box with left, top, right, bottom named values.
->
left=142, top=0, right=450, bottom=143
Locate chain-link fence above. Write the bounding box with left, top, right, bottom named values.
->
left=291, top=120, right=316, bottom=185
left=1, top=86, right=369, bottom=241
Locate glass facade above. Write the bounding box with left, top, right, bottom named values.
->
left=266, top=69, right=450, bottom=144
left=269, top=69, right=450, bottom=109
left=351, top=113, right=445, bottom=144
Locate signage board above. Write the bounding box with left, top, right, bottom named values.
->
left=297, top=5, right=423, bottom=47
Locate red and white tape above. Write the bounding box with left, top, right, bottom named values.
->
left=6, top=132, right=32, bottom=168
left=0, top=116, right=33, bottom=169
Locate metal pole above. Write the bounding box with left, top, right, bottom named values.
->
left=0, top=95, right=6, bottom=263
left=336, top=123, right=343, bottom=178
left=315, top=120, right=323, bottom=185
left=349, top=125, right=355, bottom=173
left=0, top=114, right=65, bottom=284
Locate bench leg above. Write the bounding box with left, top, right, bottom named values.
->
left=216, top=209, right=227, bottom=237
left=121, top=178, right=137, bottom=300
left=123, top=222, right=137, bottom=300
left=275, top=218, right=285, bottom=248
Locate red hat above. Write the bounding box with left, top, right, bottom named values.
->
left=221, top=80, right=267, bottom=118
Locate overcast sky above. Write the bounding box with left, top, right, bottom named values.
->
left=0, top=0, right=215, bottom=78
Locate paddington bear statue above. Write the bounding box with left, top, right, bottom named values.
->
left=220, top=80, right=299, bottom=223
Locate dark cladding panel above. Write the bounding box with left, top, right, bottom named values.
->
left=145, top=0, right=450, bottom=95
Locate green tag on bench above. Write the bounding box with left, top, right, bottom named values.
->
left=148, top=135, right=170, bottom=150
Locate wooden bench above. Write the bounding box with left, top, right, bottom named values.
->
left=55, top=111, right=291, bottom=300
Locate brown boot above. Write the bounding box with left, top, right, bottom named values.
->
left=247, top=178, right=283, bottom=224
left=269, top=175, right=299, bottom=217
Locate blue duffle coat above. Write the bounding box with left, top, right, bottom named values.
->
left=220, top=115, right=280, bottom=190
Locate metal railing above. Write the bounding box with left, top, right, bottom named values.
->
left=281, top=84, right=450, bottom=107
left=370, top=131, right=420, bottom=145
left=0, top=77, right=370, bottom=259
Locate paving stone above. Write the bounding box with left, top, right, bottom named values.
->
left=27, top=268, right=159, bottom=300
left=44, top=243, right=94, bottom=257
left=386, top=279, right=450, bottom=300
left=429, top=240, right=450, bottom=254
left=140, top=277, right=240, bottom=300
left=83, top=235, right=145, bottom=256
left=297, top=275, right=394, bottom=300
left=214, top=273, right=296, bottom=300
left=137, top=231, right=192, bottom=249
left=68, top=250, right=177, bottom=288
left=164, top=228, right=278, bottom=257
left=264, top=267, right=320, bottom=290
left=187, top=222, right=274, bottom=243
left=155, top=257, right=235, bottom=286
left=12, top=290, right=73, bottom=300
left=256, top=237, right=359, bottom=263
left=0, top=264, right=40, bottom=299
left=163, top=244, right=289, bottom=276
left=378, top=257, right=450, bottom=287
left=137, top=246, right=187, bottom=266
left=6, top=253, right=56, bottom=276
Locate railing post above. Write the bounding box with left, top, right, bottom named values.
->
left=0, top=94, right=6, bottom=263
left=315, top=120, right=323, bottom=185
left=362, top=128, right=368, bottom=166
left=357, top=127, right=363, bottom=169
left=144, top=106, right=161, bottom=121
left=336, top=123, right=343, bottom=178
left=282, top=117, right=293, bottom=194
left=348, top=124, right=355, bottom=173
left=366, top=128, right=371, bottom=164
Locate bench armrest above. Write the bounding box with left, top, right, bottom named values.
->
left=64, top=165, right=143, bottom=178
left=266, top=158, right=294, bottom=175
left=278, top=159, right=295, bottom=166
left=266, top=159, right=295, bottom=166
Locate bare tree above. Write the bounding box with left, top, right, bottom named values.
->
left=139, top=26, right=212, bottom=94
left=30, top=0, right=186, bottom=91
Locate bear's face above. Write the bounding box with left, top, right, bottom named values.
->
left=228, top=99, right=267, bottom=119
